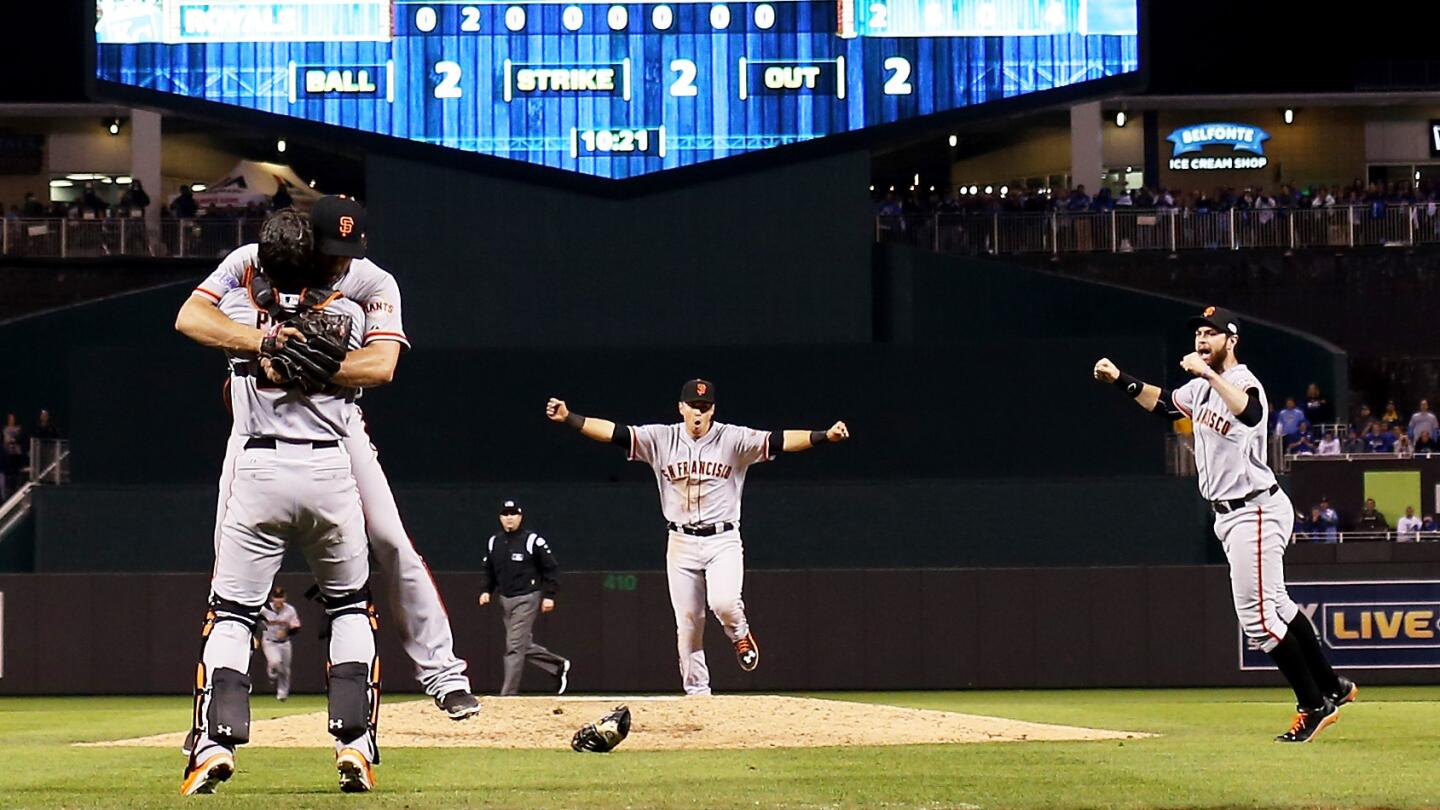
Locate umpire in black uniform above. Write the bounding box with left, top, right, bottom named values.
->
left=478, top=500, right=571, bottom=695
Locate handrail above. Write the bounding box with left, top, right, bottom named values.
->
left=875, top=203, right=1440, bottom=255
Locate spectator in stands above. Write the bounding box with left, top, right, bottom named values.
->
left=1352, top=403, right=1375, bottom=436
left=1363, top=422, right=1392, bottom=453
left=1392, top=426, right=1412, bottom=456
left=272, top=184, right=293, bottom=210
left=1275, top=397, right=1307, bottom=442
left=1303, top=383, right=1332, bottom=424
left=1295, top=507, right=1320, bottom=541
left=172, top=185, right=198, bottom=218
left=1409, top=400, right=1439, bottom=443
left=1316, top=499, right=1340, bottom=542
left=2, top=413, right=23, bottom=497
left=1397, top=506, right=1423, bottom=541
left=1417, top=430, right=1439, bottom=455
left=1342, top=428, right=1365, bottom=454
left=1424, top=515, right=1439, bottom=540
left=1286, top=422, right=1316, bottom=455
left=80, top=183, right=106, bottom=217
left=21, top=192, right=44, bottom=217
left=31, top=409, right=58, bottom=440
left=1381, top=400, right=1402, bottom=427
left=1355, top=498, right=1390, bottom=535
left=119, top=180, right=149, bottom=215
left=1317, top=431, right=1341, bottom=455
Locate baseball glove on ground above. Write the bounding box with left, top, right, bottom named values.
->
left=571, top=705, right=631, bottom=753
left=260, top=308, right=349, bottom=392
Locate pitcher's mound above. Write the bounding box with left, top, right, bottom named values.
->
left=88, top=695, right=1150, bottom=750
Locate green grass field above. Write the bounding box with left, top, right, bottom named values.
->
left=2, top=687, right=1437, bottom=809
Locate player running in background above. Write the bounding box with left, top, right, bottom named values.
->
left=546, top=379, right=849, bottom=695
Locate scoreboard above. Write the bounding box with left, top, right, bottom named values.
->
left=95, top=0, right=1139, bottom=180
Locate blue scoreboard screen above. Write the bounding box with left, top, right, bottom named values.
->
left=96, top=0, right=1139, bottom=180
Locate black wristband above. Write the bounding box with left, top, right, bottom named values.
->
left=1114, top=372, right=1143, bottom=398
left=564, top=411, right=585, bottom=430
left=809, top=430, right=828, bottom=445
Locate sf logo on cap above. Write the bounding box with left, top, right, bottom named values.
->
left=339, top=216, right=355, bottom=237
left=695, top=383, right=707, bottom=396
left=1203, top=306, right=1216, bottom=317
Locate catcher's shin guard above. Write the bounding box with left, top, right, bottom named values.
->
left=187, top=597, right=260, bottom=755
left=324, top=587, right=381, bottom=761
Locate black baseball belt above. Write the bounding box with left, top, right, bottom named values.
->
left=245, top=437, right=339, bottom=450
left=668, top=521, right=738, bottom=537
left=1211, top=484, right=1280, bottom=514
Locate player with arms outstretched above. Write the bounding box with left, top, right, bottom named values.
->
left=1094, top=306, right=1356, bottom=743
left=546, top=379, right=849, bottom=695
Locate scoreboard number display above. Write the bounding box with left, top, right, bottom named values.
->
left=96, top=0, right=1139, bottom=180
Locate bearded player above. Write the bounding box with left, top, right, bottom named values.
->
left=1094, top=306, right=1356, bottom=742
left=546, top=379, right=849, bottom=695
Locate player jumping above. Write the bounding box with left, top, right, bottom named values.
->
left=1094, top=306, right=1356, bottom=743
left=546, top=379, right=849, bottom=695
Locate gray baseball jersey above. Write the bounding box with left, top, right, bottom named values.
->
left=1173, top=365, right=1277, bottom=501
left=218, top=288, right=365, bottom=441
left=260, top=602, right=300, bottom=644
left=198, top=250, right=471, bottom=698
left=196, top=245, right=409, bottom=350
left=629, top=422, right=775, bottom=525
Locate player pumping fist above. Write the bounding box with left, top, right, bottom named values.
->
left=1094, top=306, right=1356, bottom=743
left=547, top=379, right=849, bottom=695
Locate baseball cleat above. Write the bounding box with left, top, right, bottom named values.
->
left=180, top=728, right=198, bottom=756
left=1331, top=677, right=1359, bottom=708
left=558, top=659, right=571, bottom=695
left=734, top=632, right=759, bottom=672
left=336, top=748, right=377, bottom=793
left=179, top=750, right=235, bottom=795
left=1275, top=698, right=1338, bottom=743
left=435, top=690, right=482, bottom=721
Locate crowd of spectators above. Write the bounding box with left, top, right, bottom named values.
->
left=1296, top=497, right=1440, bottom=543
left=3, top=182, right=294, bottom=224
left=874, top=179, right=1440, bottom=218
left=0, top=409, right=61, bottom=500
left=1276, top=387, right=1440, bottom=459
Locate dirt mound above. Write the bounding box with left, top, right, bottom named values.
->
left=87, top=695, right=1150, bottom=751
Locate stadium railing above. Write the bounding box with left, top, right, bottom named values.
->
left=876, top=204, right=1440, bottom=255
left=0, top=217, right=263, bottom=259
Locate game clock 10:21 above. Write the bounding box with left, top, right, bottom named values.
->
left=95, top=0, right=1139, bottom=180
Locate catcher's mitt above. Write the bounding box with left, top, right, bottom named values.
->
left=571, top=705, right=631, bottom=753
left=260, top=302, right=350, bottom=392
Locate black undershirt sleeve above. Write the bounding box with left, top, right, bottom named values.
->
left=1237, top=388, right=1263, bottom=427
left=610, top=424, right=630, bottom=447
left=1150, top=388, right=1186, bottom=422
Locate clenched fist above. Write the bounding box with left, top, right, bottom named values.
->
left=546, top=398, right=569, bottom=422
left=1093, top=358, right=1120, bottom=384
left=1180, top=352, right=1213, bottom=379
left=826, top=421, right=851, bottom=442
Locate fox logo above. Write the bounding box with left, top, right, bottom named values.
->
left=338, top=216, right=355, bottom=237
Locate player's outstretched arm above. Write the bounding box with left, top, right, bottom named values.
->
left=332, top=342, right=401, bottom=388
left=779, top=422, right=850, bottom=452
left=175, top=295, right=266, bottom=354
left=1094, top=357, right=1182, bottom=419
left=547, top=398, right=620, bottom=443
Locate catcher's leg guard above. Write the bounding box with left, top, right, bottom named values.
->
left=324, top=587, right=381, bottom=760
left=207, top=668, right=252, bottom=746
left=186, top=597, right=260, bottom=767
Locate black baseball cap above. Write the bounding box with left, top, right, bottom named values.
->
left=680, top=379, right=715, bottom=404
left=1186, top=305, right=1241, bottom=336
left=499, top=500, right=522, bottom=515
left=312, top=195, right=367, bottom=258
